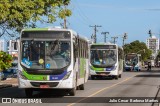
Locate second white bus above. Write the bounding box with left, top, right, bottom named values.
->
left=89, top=43, right=124, bottom=80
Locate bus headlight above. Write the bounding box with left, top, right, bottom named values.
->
left=18, top=71, right=27, bottom=80
left=112, top=66, right=117, bottom=71
left=63, top=71, right=71, bottom=80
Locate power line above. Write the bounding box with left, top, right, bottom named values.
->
left=74, top=0, right=95, bottom=25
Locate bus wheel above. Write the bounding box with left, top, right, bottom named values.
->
left=91, top=75, right=95, bottom=80
left=79, top=84, right=84, bottom=90
left=69, top=87, right=76, bottom=96
left=69, top=79, right=77, bottom=96
left=119, top=74, right=121, bottom=78
left=25, top=88, right=33, bottom=97
left=115, top=76, right=118, bottom=80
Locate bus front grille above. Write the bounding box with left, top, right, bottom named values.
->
left=30, top=82, right=59, bottom=87
left=96, top=72, right=110, bottom=75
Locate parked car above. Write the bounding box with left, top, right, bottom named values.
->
left=0, top=72, right=4, bottom=80
left=3, top=68, right=17, bottom=78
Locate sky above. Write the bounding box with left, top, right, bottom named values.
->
left=2, top=0, right=160, bottom=46
left=67, top=0, right=160, bottom=46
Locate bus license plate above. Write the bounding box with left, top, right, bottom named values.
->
left=40, top=85, right=49, bottom=88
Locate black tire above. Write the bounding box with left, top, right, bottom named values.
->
left=91, top=75, right=95, bottom=80
left=69, top=87, right=76, bottom=96
left=25, top=88, right=33, bottom=97
left=79, top=84, right=84, bottom=90
left=115, top=75, right=118, bottom=80
left=119, top=74, right=121, bottom=78
left=70, top=75, right=77, bottom=96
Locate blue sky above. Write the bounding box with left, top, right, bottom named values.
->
left=4, top=0, right=160, bottom=46
left=66, top=0, right=160, bottom=46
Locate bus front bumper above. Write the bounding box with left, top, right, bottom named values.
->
left=125, top=67, right=140, bottom=71
left=90, top=69, right=118, bottom=76
left=18, top=78, right=73, bottom=89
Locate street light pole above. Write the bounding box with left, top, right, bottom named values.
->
left=148, top=30, right=152, bottom=38
left=122, top=33, right=127, bottom=47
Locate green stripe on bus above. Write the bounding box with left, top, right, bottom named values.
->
left=90, top=66, right=104, bottom=71
left=22, top=70, right=48, bottom=81
left=23, top=28, right=48, bottom=31
left=80, top=58, right=86, bottom=78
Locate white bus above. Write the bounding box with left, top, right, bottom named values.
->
left=89, top=43, right=124, bottom=80
left=124, top=53, right=142, bottom=71
left=18, top=27, right=89, bottom=96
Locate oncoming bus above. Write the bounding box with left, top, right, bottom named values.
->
left=124, top=53, right=142, bottom=71
left=18, top=27, right=89, bottom=96
left=89, top=43, right=124, bottom=80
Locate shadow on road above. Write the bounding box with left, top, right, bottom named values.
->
left=124, top=70, right=160, bottom=73
left=88, top=76, right=114, bottom=80
left=135, top=74, right=160, bottom=78
left=32, top=89, right=68, bottom=98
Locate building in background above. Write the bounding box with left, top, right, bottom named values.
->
left=7, top=40, right=19, bottom=69
left=7, top=40, right=19, bottom=56
left=146, top=36, right=159, bottom=59
left=0, top=39, right=5, bottom=51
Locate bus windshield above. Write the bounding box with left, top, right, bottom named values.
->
left=125, top=54, right=138, bottom=66
left=90, top=49, right=117, bottom=67
left=21, top=40, right=71, bottom=69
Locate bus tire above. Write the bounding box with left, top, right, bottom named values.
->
left=91, top=75, right=95, bottom=80
left=79, top=84, right=84, bottom=90
left=69, top=87, right=76, bottom=96
left=70, top=75, right=77, bottom=96
left=115, top=75, right=118, bottom=80
left=25, top=88, right=33, bottom=97
left=119, top=74, right=121, bottom=78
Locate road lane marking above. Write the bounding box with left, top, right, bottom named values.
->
left=67, top=76, right=133, bottom=106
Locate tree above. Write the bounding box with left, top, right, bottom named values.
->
left=0, top=51, right=12, bottom=72
left=155, top=51, right=160, bottom=63
left=0, top=0, right=71, bottom=36
left=123, top=40, right=152, bottom=61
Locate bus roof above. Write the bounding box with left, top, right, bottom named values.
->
left=22, top=27, right=73, bottom=31
left=90, top=43, right=124, bottom=49
left=21, top=27, right=89, bottom=41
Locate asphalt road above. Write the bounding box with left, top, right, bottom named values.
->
left=0, top=68, right=160, bottom=106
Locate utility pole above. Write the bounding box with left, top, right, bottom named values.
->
left=89, top=25, right=102, bottom=43
left=122, top=33, right=128, bottom=47
left=111, top=36, right=118, bottom=44
left=101, top=32, right=109, bottom=43
left=64, top=5, right=67, bottom=29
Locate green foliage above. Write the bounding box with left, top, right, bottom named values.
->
left=0, top=0, right=71, bottom=33
left=0, top=51, right=12, bottom=72
left=155, top=51, right=160, bottom=61
left=123, top=40, right=152, bottom=61
left=58, top=8, right=72, bottom=19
